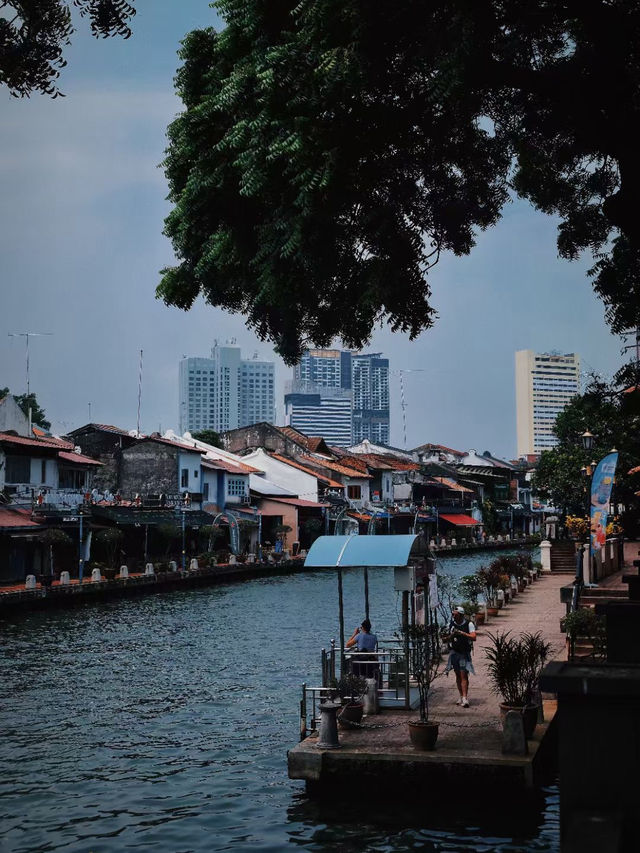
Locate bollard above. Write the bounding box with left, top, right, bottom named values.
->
left=169, top=560, right=178, bottom=572
left=440, top=538, right=447, bottom=547
left=430, top=540, right=436, bottom=549
left=502, top=709, right=528, bottom=755
left=91, top=568, right=102, bottom=582
left=451, top=538, right=457, bottom=547
left=246, top=554, right=255, bottom=563
left=229, top=554, right=237, bottom=565
left=189, top=558, right=198, bottom=571
left=283, top=550, right=291, bottom=560
left=60, top=571, right=71, bottom=585
left=119, top=565, right=129, bottom=578
left=300, top=549, right=307, bottom=559
left=25, top=574, right=36, bottom=590
left=145, top=563, right=155, bottom=575
left=363, top=679, right=379, bottom=715
left=315, top=702, right=341, bottom=749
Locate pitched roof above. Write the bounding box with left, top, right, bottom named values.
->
left=269, top=453, right=344, bottom=488
left=0, top=432, right=73, bottom=451
left=298, top=454, right=372, bottom=479
left=430, top=476, right=473, bottom=493
left=413, top=442, right=466, bottom=457
left=68, top=423, right=131, bottom=436
left=268, top=497, right=329, bottom=508
left=202, top=457, right=259, bottom=475
left=58, top=450, right=102, bottom=466
left=0, top=507, right=42, bottom=529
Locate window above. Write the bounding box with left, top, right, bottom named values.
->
left=203, top=482, right=209, bottom=500
left=193, top=470, right=198, bottom=479
left=59, top=467, right=86, bottom=490
left=347, top=484, right=361, bottom=500
left=181, top=468, right=189, bottom=488
left=227, top=477, right=246, bottom=496
left=5, top=455, right=31, bottom=484
left=41, top=459, right=47, bottom=483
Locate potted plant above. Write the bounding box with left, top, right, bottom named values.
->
left=476, top=563, right=503, bottom=616
left=484, top=630, right=551, bottom=738
left=457, top=574, right=485, bottom=624
left=562, top=608, right=606, bottom=661
left=402, top=622, right=443, bottom=750
left=335, top=673, right=368, bottom=729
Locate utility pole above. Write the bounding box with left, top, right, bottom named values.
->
left=7, top=332, right=53, bottom=395
left=390, top=368, right=426, bottom=448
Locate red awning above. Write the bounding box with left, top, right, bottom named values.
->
left=439, top=513, right=481, bottom=526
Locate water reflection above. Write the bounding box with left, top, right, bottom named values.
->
left=0, top=550, right=555, bottom=852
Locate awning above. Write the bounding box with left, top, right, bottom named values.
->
left=438, top=513, right=481, bottom=526
left=304, top=534, right=429, bottom=567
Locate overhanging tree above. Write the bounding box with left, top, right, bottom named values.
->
left=0, top=386, right=51, bottom=429
left=159, top=1, right=640, bottom=364
left=0, top=0, right=136, bottom=98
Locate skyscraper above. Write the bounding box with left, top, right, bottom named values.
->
left=515, top=350, right=581, bottom=456
left=286, top=348, right=390, bottom=446
left=179, top=345, right=275, bottom=434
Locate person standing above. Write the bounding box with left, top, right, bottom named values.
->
left=346, top=619, right=378, bottom=679
left=443, top=606, right=476, bottom=707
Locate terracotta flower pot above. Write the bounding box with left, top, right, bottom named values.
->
left=486, top=606, right=500, bottom=618
left=408, top=719, right=439, bottom=750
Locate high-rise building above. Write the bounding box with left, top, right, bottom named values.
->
left=515, top=350, right=581, bottom=456
left=179, top=345, right=275, bottom=434
left=287, top=348, right=390, bottom=445
left=284, top=387, right=353, bottom=446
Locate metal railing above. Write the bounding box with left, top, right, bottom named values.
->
left=299, top=640, right=412, bottom=738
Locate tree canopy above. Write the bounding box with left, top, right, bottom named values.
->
left=0, top=0, right=136, bottom=98
left=192, top=429, right=222, bottom=448
left=0, top=387, right=51, bottom=430
left=159, top=0, right=640, bottom=364
left=532, top=380, right=640, bottom=520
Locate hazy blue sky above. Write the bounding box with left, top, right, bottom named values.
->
left=0, top=1, right=624, bottom=457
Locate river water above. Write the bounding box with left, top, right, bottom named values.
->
left=0, top=549, right=559, bottom=852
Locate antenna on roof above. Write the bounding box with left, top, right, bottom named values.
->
left=136, top=349, right=143, bottom=438
left=7, top=331, right=54, bottom=395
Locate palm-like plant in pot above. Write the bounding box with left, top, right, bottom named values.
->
left=476, top=563, right=503, bottom=614
left=402, top=622, right=443, bottom=750
left=484, top=631, right=552, bottom=738
left=458, top=574, right=486, bottom=623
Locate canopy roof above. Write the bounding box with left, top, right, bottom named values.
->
left=439, top=513, right=481, bottom=526
left=304, top=534, right=429, bottom=567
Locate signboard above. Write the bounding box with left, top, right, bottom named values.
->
left=590, top=451, right=618, bottom=556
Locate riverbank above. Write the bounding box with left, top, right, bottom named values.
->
left=0, top=536, right=539, bottom=614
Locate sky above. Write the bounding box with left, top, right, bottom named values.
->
left=0, top=1, right=625, bottom=458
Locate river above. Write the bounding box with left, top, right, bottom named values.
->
left=0, top=548, right=559, bottom=852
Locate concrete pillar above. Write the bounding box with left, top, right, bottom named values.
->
left=59, top=571, right=70, bottom=585
left=145, top=563, right=155, bottom=575
left=315, top=702, right=341, bottom=749
left=189, top=558, right=198, bottom=571
left=502, top=710, right=527, bottom=755
left=540, top=540, right=552, bottom=573
left=283, top=550, right=291, bottom=560
left=25, top=575, right=36, bottom=589
left=91, top=568, right=101, bottom=582
left=300, top=549, right=307, bottom=558
left=363, top=679, right=379, bottom=715
left=440, top=538, right=446, bottom=547
left=229, top=554, right=237, bottom=565
left=451, top=538, right=457, bottom=547
left=119, top=565, right=129, bottom=578
left=429, top=540, right=436, bottom=549
left=169, top=560, right=178, bottom=572
left=246, top=554, right=256, bottom=564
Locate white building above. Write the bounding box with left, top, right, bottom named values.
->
left=515, top=350, right=581, bottom=456
left=179, top=344, right=275, bottom=434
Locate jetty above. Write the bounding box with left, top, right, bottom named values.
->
left=288, top=569, right=567, bottom=794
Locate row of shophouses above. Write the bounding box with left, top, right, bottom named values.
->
left=0, top=393, right=542, bottom=582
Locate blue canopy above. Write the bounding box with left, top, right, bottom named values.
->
left=304, top=534, right=427, bottom=568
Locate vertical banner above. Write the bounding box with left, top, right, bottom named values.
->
left=590, top=452, right=618, bottom=556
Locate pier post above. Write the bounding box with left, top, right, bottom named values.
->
left=25, top=575, right=36, bottom=589
left=315, top=702, right=341, bottom=749
left=540, top=540, right=552, bottom=573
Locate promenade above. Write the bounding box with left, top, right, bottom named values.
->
left=289, top=571, right=568, bottom=793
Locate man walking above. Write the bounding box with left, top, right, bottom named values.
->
left=444, top=606, right=476, bottom=707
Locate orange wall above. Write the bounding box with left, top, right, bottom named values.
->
left=258, top=498, right=298, bottom=542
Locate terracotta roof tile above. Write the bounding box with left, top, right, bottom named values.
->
left=298, top=454, right=372, bottom=479
left=58, top=450, right=102, bottom=466
left=269, top=453, right=344, bottom=488
left=0, top=508, right=42, bottom=529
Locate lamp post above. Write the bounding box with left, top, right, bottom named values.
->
left=78, top=504, right=85, bottom=583
left=580, top=430, right=595, bottom=586
left=176, top=506, right=186, bottom=571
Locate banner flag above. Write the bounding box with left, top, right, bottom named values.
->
left=590, top=452, right=618, bottom=556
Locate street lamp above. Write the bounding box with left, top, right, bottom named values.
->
left=581, top=430, right=595, bottom=451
